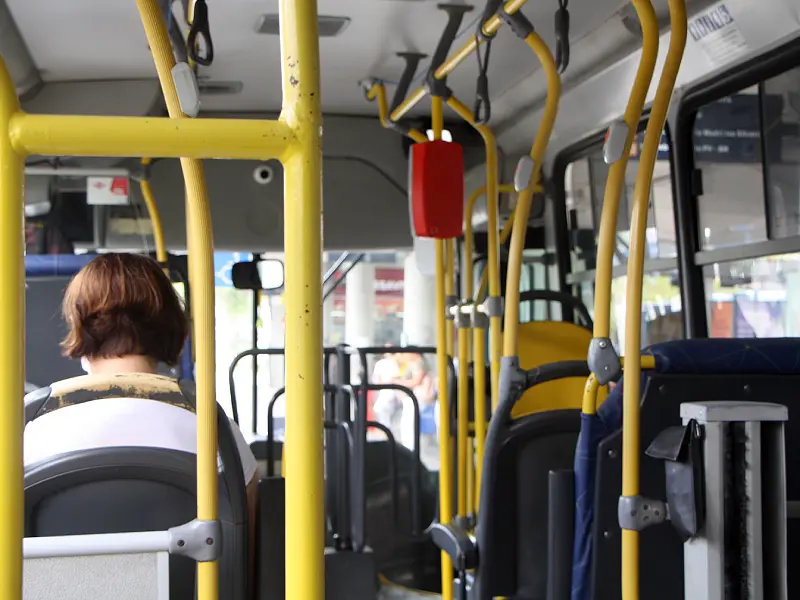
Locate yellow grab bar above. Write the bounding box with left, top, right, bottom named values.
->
left=502, top=32, right=560, bottom=358
left=621, top=1, right=686, bottom=598
left=592, top=0, right=658, bottom=341
left=0, top=53, right=24, bottom=600
left=582, top=0, right=658, bottom=417
left=139, top=158, right=168, bottom=267
left=365, top=82, right=428, bottom=144
left=0, top=0, right=324, bottom=597
left=137, top=2, right=220, bottom=596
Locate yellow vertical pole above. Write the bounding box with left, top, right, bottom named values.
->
left=279, top=0, right=325, bottom=598
left=431, top=92, right=454, bottom=600
left=0, top=55, right=24, bottom=600
left=471, top=324, right=486, bottom=507
left=456, top=324, right=469, bottom=518
left=435, top=240, right=454, bottom=600
left=621, top=2, right=686, bottom=598
left=136, top=3, right=219, bottom=598
left=445, top=239, right=456, bottom=355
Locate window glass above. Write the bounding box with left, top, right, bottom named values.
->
left=694, top=86, right=768, bottom=249
left=704, top=254, right=800, bottom=338
left=763, top=68, right=800, bottom=239
left=565, top=130, right=676, bottom=273
left=579, top=270, right=683, bottom=349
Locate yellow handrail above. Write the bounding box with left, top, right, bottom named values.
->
left=365, top=82, right=428, bottom=144
left=581, top=0, right=658, bottom=417
left=137, top=1, right=219, bottom=595
left=621, top=1, right=686, bottom=598
left=0, top=47, right=24, bottom=600
left=139, top=158, right=168, bottom=267
left=502, top=32, right=560, bottom=358
left=0, top=0, right=324, bottom=598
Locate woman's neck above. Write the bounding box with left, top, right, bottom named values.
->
left=85, top=355, right=158, bottom=375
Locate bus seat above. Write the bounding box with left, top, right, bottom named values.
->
left=434, top=361, right=588, bottom=600
left=572, top=338, right=800, bottom=600
left=24, top=373, right=250, bottom=600
left=513, top=321, right=607, bottom=418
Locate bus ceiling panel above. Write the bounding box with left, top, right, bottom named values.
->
left=9, top=0, right=642, bottom=115
left=493, top=0, right=800, bottom=167
left=22, top=79, right=163, bottom=116
left=0, top=0, right=40, bottom=97
left=116, top=115, right=411, bottom=253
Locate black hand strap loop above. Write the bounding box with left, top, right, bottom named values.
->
left=187, top=0, right=214, bottom=67
left=555, top=0, right=570, bottom=73
left=473, top=30, right=492, bottom=125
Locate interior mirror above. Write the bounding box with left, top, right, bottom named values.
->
left=232, top=259, right=284, bottom=291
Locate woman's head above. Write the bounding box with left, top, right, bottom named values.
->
left=61, top=253, right=188, bottom=365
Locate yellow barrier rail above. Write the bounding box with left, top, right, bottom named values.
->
left=0, top=0, right=323, bottom=598
left=621, top=1, right=686, bottom=598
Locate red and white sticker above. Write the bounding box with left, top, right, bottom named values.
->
left=87, top=177, right=130, bottom=206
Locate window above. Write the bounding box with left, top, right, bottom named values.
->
left=578, top=270, right=683, bottom=350
left=704, top=254, right=800, bottom=338
left=563, top=123, right=682, bottom=347
left=565, top=130, right=677, bottom=275
left=694, top=68, right=800, bottom=248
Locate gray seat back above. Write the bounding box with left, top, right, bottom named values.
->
left=24, top=382, right=249, bottom=600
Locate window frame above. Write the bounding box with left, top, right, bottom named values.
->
left=673, top=36, right=800, bottom=337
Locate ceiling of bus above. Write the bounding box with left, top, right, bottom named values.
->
left=5, top=0, right=654, bottom=116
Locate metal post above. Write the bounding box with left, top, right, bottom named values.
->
left=0, top=53, right=25, bottom=600
left=681, top=401, right=788, bottom=600
left=279, top=0, right=325, bottom=596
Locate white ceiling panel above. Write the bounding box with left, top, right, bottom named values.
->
left=6, top=0, right=632, bottom=114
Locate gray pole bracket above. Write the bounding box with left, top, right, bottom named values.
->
left=471, top=303, right=489, bottom=329
left=168, top=519, right=222, bottom=562
left=484, top=295, right=503, bottom=318
left=618, top=495, right=668, bottom=532
left=445, top=295, right=459, bottom=321
left=587, top=337, right=621, bottom=385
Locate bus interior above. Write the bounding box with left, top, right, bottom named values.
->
left=5, top=0, right=800, bottom=599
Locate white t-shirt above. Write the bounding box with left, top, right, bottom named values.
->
left=24, top=398, right=259, bottom=483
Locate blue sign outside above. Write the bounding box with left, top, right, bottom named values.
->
left=214, top=252, right=252, bottom=287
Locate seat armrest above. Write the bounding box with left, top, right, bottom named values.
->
left=430, top=522, right=478, bottom=571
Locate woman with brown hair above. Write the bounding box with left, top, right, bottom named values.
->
left=23, top=252, right=258, bottom=496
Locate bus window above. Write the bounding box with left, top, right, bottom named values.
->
left=704, top=254, right=800, bottom=338
left=694, top=85, right=767, bottom=249
left=564, top=124, right=681, bottom=347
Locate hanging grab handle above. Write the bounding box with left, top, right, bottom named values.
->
left=555, top=0, right=570, bottom=73
left=187, top=0, right=214, bottom=67
left=425, top=4, right=473, bottom=98
left=473, top=0, right=503, bottom=125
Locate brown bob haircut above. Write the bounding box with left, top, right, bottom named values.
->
left=61, top=253, right=188, bottom=365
